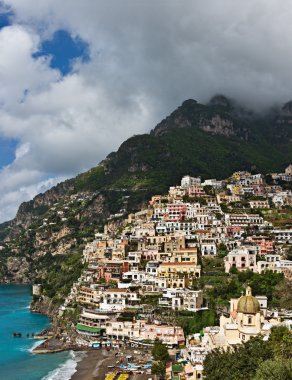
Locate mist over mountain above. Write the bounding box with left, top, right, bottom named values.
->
left=0, top=94, right=291, bottom=282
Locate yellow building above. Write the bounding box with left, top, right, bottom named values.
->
left=232, top=172, right=241, bottom=181
left=157, top=261, right=201, bottom=288
left=77, top=286, right=99, bottom=306
left=230, top=184, right=243, bottom=195
left=170, top=248, right=198, bottom=264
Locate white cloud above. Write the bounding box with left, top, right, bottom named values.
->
left=0, top=25, right=59, bottom=108
left=0, top=0, right=292, bottom=221
left=0, top=174, right=66, bottom=222
left=15, top=142, right=30, bottom=160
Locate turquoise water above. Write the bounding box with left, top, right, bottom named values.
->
left=0, top=285, right=81, bottom=380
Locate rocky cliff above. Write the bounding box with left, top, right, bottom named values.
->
left=0, top=95, right=291, bottom=287
left=151, top=96, right=249, bottom=139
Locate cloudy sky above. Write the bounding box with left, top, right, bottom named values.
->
left=0, top=0, right=292, bottom=222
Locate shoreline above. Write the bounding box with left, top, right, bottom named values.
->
left=70, top=349, right=114, bottom=380
left=32, top=338, right=88, bottom=354
left=70, top=347, right=153, bottom=380
left=0, top=284, right=72, bottom=380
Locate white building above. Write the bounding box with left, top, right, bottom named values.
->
left=272, top=229, right=292, bottom=243
left=225, top=213, right=264, bottom=227
left=99, top=289, right=140, bottom=311
left=122, top=270, right=146, bottom=283
left=159, top=288, right=204, bottom=311
left=181, top=175, right=201, bottom=188
left=76, top=310, right=110, bottom=337
left=145, top=261, right=160, bottom=277
left=224, top=247, right=257, bottom=273
left=200, top=243, right=217, bottom=256
left=202, top=179, right=223, bottom=189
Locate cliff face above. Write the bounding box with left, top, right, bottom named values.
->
left=151, top=97, right=248, bottom=139
left=13, top=179, right=75, bottom=228
left=0, top=190, right=109, bottom=283
left=199, top=114, right=235, bottom=137
left=0, top=95, right=292, bottom=284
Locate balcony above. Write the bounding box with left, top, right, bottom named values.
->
left=158, top=299, right=170, bottom=306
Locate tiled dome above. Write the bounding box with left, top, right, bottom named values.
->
left=237, top=286, right=260, bottom=315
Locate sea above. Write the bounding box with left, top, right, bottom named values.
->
left=0, top=284, right=85, bottom=380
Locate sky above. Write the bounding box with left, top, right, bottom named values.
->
left=0, top=0, right=292, bottom=222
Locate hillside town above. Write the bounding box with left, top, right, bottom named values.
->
left=34, top=165, right=292, bottom=378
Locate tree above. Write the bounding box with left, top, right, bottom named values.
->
left=151, top=338, right=170, bottom=362
left=247, top=271, right=283, bottom=302
left=203, top=337, right=273, bottom=380
left=265, top=174, right=274, bottom=185
left=253, top=358, right=292, bottom=380
left=151, top=362, right=166, bottom=377
left=204, top=328, right=292, bottom=380
left=217, top=243, right=228, bottom=257
left=176, top=309, right=218, bottom=336
left=268, top=326, right=292, bottom=359
left=204, top=185, right=214, bottom=196
left=220, top=203, right=228, bottom=213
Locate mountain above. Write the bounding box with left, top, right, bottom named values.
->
left=0, top=95, right=291, bottom=288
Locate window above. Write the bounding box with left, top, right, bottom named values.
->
left=248, top=316, right=252, bottom=324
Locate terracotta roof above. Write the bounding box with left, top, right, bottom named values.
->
left=105, top=288, right=128, bottom=293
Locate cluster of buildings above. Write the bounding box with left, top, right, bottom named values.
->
left=170, top=286, right=287, bottom=380
left=54, top=167, right=291, bottom=372
left=224, top=166, right=292, bottom=204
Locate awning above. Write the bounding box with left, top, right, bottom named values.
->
left=76, top=324, right=102, bottom=333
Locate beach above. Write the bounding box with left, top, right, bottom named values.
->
left=70, top=350, right=110, bottom=380
left=70, top=347, right=153, bottom=380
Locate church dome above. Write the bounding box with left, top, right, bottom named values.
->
left=237, top=286, right=260, bottom=314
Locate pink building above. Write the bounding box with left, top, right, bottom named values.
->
left=247, top=236, right=274, bottom=255
left=97, top=262, right=129, bottom=283
left=227, top=226, right=244, bottom=238
left=140, top=324, right=185, bottom=347
left=106, top=320, right=185, bottom=347
left=224, top=247, right=257, bottom=273
left=143, top=249, right=160, bottom=261
left=166, top=204, right=187, bottom=222
left=188, top=185, right=206, bottom=197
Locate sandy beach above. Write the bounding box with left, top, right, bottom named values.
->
left=70, top=349, right=112, bottom=380
left=70, top=347, right=152, bottom=380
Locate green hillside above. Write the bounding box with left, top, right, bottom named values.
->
left=0, top=96, right=291, bottom=285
